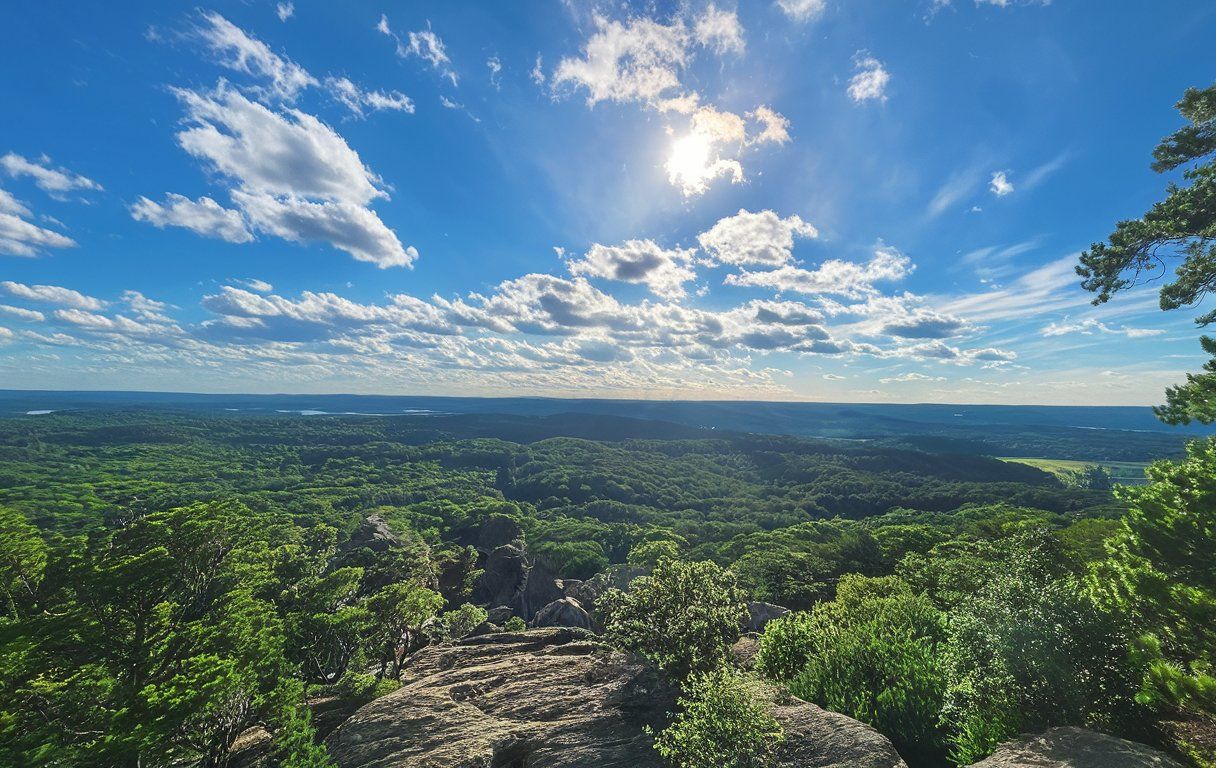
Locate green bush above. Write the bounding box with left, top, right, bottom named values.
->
left=600, top=558, right=747, bottom=678
left=504, top=616, right=527, bottom=631
left=764, top=575, right=948, bottom=765
left=652, top=666, right=783, bottom=768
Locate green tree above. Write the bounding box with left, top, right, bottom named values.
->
left=432, top=602, right=488, bottom=642
left=652, top=666, right=783, bottom=768
left=0, top=507, right=46, bottom=619
left=943, top=542, right=1139, bottom=764
left=600, top=558, right=747, bottom=678
left=1077, top=83, right=1216, bottom=422
left=1090, top=439, right=1216, bottom=760
left=364, top=582, right=443, bottom=679
left=761, top=575, right=949, bottom=765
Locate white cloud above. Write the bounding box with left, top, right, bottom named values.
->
left=130, top=194, right=253, bottom=243
left=725, top=244, right=912, bottom=298
left=822, top=372, right=846, bottom=380
left=530, top=55, right=545, bottom=85
left=698, top=209, right=818, bottom=267
left=233, top=278, right=273, bottom=293
left=847, top=54, right=890, bottom=103
left=776, top=0, right=827, bottom=23
left=378, top=16, right=458, bottom=86
left=694, top=5, right=745, bottom=55
left=747, top=106, right=792, bottom=145
left=880, top=372, right=946, bottom=383
left=1, top=153, right=102, bottom=197
left=487, top=56, right=502, bottom=89
left=166, top=82, right=414, bottom=267
left=552, top=14, right=691, bottom=107
left=230, top=190, right=416, bottom=268
left=1042, top=317, right=1166, bottom=339
left=1, top=281, right=105, bottom=310
left=175, top=83, right=382, bottom=204
left=0, top=304, right=44, bottom=322
left=276, top=2, right=294, bottom=22
left=196, top=12, right=317, bottom=102
left=324, top=76, right=415, bottom=118
left=567, top=239, right=698, bottom=299
left=989, top=170, right=1013, bottom=196
left=0, top=196, right=77, bottom=257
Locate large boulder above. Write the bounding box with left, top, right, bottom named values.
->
left=325, top=628, right=906, bottom=768
left=515, top=560, right=564, bottom=620
left=532, top=597, right=593, bottom=630
left=747, top=601, right=791, bottom=632
left=476, top=514, right=524, bottom=555
left=969, top=727, right=1184, bottom=768
left=471, top=543, right=526, bottom=608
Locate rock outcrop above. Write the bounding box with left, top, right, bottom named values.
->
left=747, top=601, right=791, bottom=632
left=532, top=597, right=593, bottom=630
left=346, top=514, right=406, bottom=553
left=471, top=543, right=527, bottom=608
left=565, top=564, right=649, bottom=612
left=969, top=727, right=1184, bottom=768
left=326, top=628, right=906, bottom=768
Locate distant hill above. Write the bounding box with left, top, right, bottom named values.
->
left=0, top=389, right=1209, bottom=462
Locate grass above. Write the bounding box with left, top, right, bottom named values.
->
left=999, top=457, right=1150, bottom=485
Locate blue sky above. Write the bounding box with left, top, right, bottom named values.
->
left=0, top=0, right=1213, bottom=403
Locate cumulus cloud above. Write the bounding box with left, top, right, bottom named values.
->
left=276, top=2, right=294, bottom=22
left=776, top=0, right=827, bottom=23
left=567, top=239, right=698, bottom=299
left=378, top=16, right=458, bottom=85
left=881, top=308, right=973, bottom=339
left=230, top=190, right=415, bottom=268
left=847, top=54, right=890, bottom=103
left=130, top=194, right=253, bottom=243
left=747, top=106, right=792, bottom=145
left=1, top=281, right=105, bottom=310
left=1, top=153, right=101, bottom=198
left=158, top=82, right=414, bottom=267
left=0, top=189, right=77, bottom=257
left=725, top=244, right=912, bottom=298
left=698, top=209, right=818, bottom=267
left=551, top=14, right=691, bottom=107
left=989, top=170, right=1013, bottom=196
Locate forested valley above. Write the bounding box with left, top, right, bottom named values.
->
left=0, top=409, right=1211, bottom=768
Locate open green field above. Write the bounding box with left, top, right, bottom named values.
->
left=999, top=457, right=1150, bottom=485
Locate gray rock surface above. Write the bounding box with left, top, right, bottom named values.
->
left=326, top=628, right=907, bottom=768
left=747, top=601, right=791, bottom=632
left=532, top=597, right=593, bottom=630
left=566, top=564, right=649, bottom=612
left=969, top=727, right=1184, bottom=768
left=471, top=543, right=526, bottom=608
left=514, top=560, right=564, bottom=620
left=346, top=514, right=405, bottom=553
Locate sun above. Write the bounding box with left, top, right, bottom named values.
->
left=665, top=132, right=714, bottom=193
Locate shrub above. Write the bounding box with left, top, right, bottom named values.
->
left=600, top=558, right=746, bottom=678
left=765, top=575, right=948, bottom=764
left=652, top=666, right=783, bottom=768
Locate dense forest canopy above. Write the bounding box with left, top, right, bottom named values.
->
left=1, top=407, right=1213, bottom=767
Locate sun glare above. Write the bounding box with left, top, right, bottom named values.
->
left=665, top=131, right=714, bottom=192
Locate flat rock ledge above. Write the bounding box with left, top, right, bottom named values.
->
left=326, top=628, right=906, bottom=768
